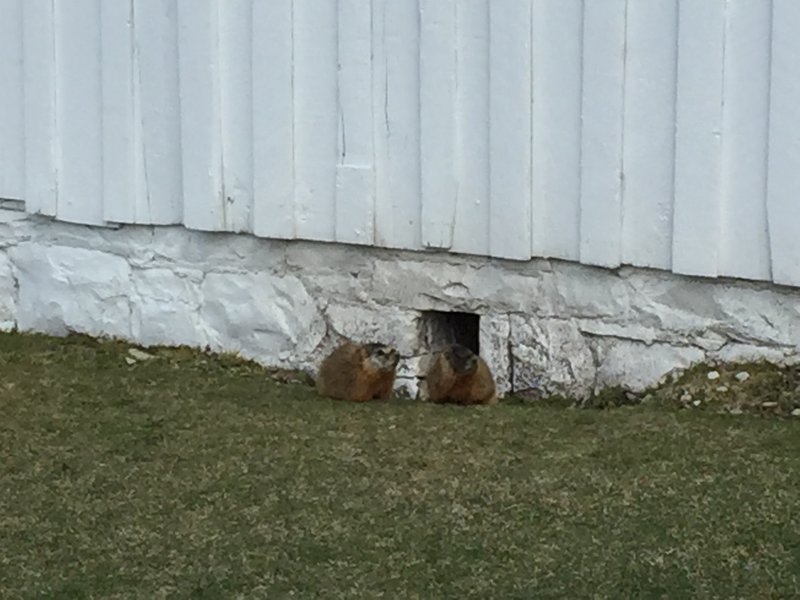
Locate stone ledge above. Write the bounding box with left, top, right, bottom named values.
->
left=1, top=216, right=798, bottom=399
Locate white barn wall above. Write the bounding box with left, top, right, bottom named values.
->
left=718, top=0, right=772, bottom=282
left=55, top=0, right=105, bottom=225
left=1, top=0, right=799, bottom=286
left=530, top=0, right=582, bottom=262
left=767, top=0, right=800, bottom=288
left=251, top=0, right=294, bottom=240
left=671, top=0, right=726, bottom=280
left=0, top=0, right=24, bottom=202
left=621, top=0, right=678, bottom=271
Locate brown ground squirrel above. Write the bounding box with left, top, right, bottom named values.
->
left=315, top=341, right=400, bottom=401
left=426, top=344, right=497, bottom=405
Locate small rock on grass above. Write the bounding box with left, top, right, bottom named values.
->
left=791, top=408, right=800, bottom=417
left=729, top=407, right=744, bottom=416
left=716, top=386, right=729, bottom=393
left=128, top=348, right=155, bottom=361
left=735, top=371, right=750, bottom=382
left=707, top=370, right=720, bottom=381
left=762, top=401, right=779, bottom=409
left=692, top=399, right=701, bottom=407
left=125, top=357, right=137, bottom=366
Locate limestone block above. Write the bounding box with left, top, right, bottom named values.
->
left=593, top=339, right=704, bottom=392
left=510, top=316, right=596, bottom=397
left=150, top=228, right=287, bottom=273
left=11, top=243, right=132, bottom=338
left=200, top=271, right=326, bottom=364
left=131, top=268, right=206, bottom=347
left=0, top=252, right=16, bottom=330
left=480, top=314, right=511, bottom=396
left=324, top=303, right=422, bottom=355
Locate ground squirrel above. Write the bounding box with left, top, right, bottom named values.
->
left=425, top=344, right=497, bottom=405
left=315, top=341, right=400, bottom=402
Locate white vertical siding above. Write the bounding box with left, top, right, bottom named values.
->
left=372, top=0, right=421, bottom=250
left=452, top=0, right=489, bottom=256
left=0, top=0, right=24, bottom=201
left=217, top=0, right=253, bottom=232
left=1, top=0, right=799, bottom=288
left=177, top=0, right=224, bottom=231
left=766, top=0, right=800, bottom=287
left=672, top=0, right=726, bottom=278
left=100, top=0, right=136, bottom=224
left=530, top=0, right=583, bottom=262
left=488, top=0, right=532, bottom=261
left=55, top=0, right=105, bottom=225
left=718, top=0, right=772, bottom=282
left=134, top=0, right=183, bottom=225
left=419, top=0, right=456, bottom=250
left=335, top=0, right=375, bottom=245
left=292, top=0, right=338, bottom=241
left=22, top=0, right=58, bottom=216
left=621, top=0, right=678, bottom=271
left=251, top=0, right=294, bottom=240
left=578, top=0, right=626, bottom=269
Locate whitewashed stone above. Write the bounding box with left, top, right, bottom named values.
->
left=711, top=343, right=792, bottom=365
left=395, top=355, right=423, bottom=380
left=370, top=259, right=557, bottom=315
left=324, top=303, right=422, bottom=356
left=510, top=316, right=596, bottom=397
left=286, top=241, right=375, bottom=274
left=2, top=217, right=800, bottom=398
left=131, top=268, right=206, bottom=347
left=395, top=355, right=423, bottom=398
left=29, top=220, right=154, bottom=268
left=152, top=228, right=287, bottom=272
left=371, top=259, right=480, bottom=311
left=0, top=209, right=29, bottom=226
left=0, top=252, right=16, bottom=330
left=623, top=274, right=730, bottom=339
left=712, top=287, right=800, bottom=347
left=576, top=320, right=659, bottom=344
left=480, top=314, right=512, bottom=396
left=458, top=264, right=557, bottom=315
left=11, top=243, right=132, bottom=338
left=593, top=340, right=704, bottom=392
left=200, top=272, right=325, bottom=366
left=553, top=264, right=633, bottom=318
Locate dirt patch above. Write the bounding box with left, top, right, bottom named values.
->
left=654, top=361, right=800, bottom=418
left=573, top=360, right=800, bottom=418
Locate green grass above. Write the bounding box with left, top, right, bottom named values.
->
left=2, top=333, right=800, bottom=599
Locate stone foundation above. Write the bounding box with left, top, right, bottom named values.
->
left=2, top=211, right=799, bottom=398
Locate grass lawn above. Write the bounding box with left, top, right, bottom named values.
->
left=1, top=333, right=799, bottom=599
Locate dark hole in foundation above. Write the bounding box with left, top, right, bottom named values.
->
left=420, top=311, right=480, bottom=355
